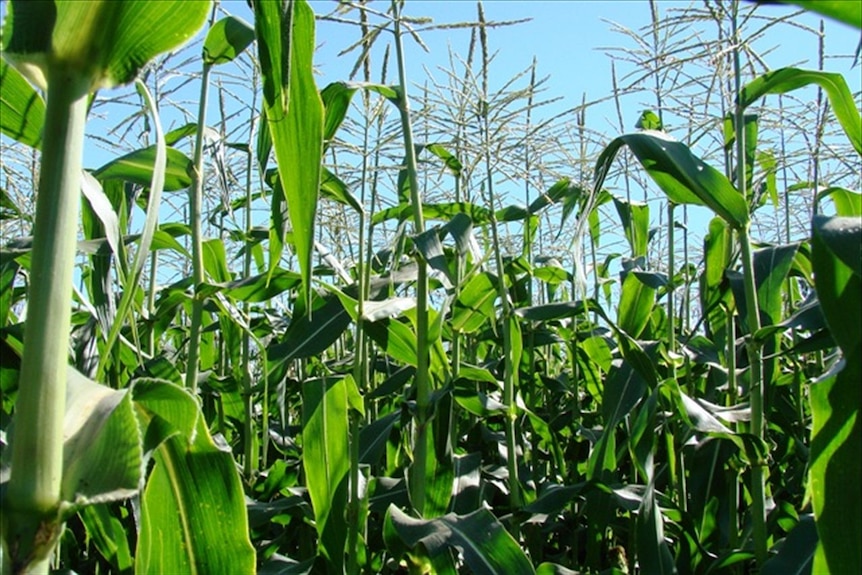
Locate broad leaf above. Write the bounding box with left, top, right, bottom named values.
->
left=738, top=68, right=861, bottom=156
left=595, top=131, right=749, bottom=229
left=137, top=418, right=255, bottom=575
left=384, top=505, right=535, bottom=575
left=203, top=16, right=255, bottom=66
left=93, top=146, right=193, bottom=192
left=302, top=376, right=351, bottom=571
left=253, top=0, right=324, bottom=306
left=2, top=0, right=210, bottom=91
left=809, top=215, right=861, bottom=575
left=0, top=56, right=45, bottom=148
left=61, top=368, right=142, bottom=511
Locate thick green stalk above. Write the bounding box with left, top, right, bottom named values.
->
left=392, top=0, right=430, bottom=517
left=184, top=62, right=212, bottom=393
left=731, top=3, right=767, bottom=563
left=739, top=226, right=767, bottom=562
left=5, top=66, right=90, bottom=574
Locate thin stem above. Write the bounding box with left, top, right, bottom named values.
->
left=185, top=62, right=212, bottom=393
left=6, top=66, right=90, bottom=573
left=732, top=3, right=767, bottom=562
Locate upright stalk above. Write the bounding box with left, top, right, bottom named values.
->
left=478, top=1, right=522, bottom=530
left=242, top=84, right=258, bottom=480
left=5, top=67, right=90, bottom=574
left=392, top=0, right=431, bottom=517
left=184, top=61, right=213, bottom=393
left=731, top=3, right=767, bottom=563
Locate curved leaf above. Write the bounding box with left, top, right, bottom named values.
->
left=61, top=368, right=142, bottom=512
left=768, top=1, right=861, bottom=28
left=203, top=15, right=255, bottom=66
left=595, top=131, right=748, bottom=229
left=93, top=146, right=193, bottom=191
left=2, top=0, right=210, bottom=90
left=137, top=418, right=255, bottom=575
left=253, top=0, right=323, bottom=305
left=738, top=68, right=862, bottom=156
left=384, top=505, right=535, bottom=575
left=0, top=57, right=45, bottom=148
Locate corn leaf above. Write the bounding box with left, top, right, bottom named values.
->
left=137, top=418, right=255, bottom=575
left=203, top=16, right=255, bottom=66
left=302, top=376, right=351, bottom=571
left=0, top=57, right=45, bottom=148
left=595, top=131, right=749, bottom=229
left=384, top=505, right=536, bottom=575
left=808, top=214, right=861, bottom=575
left=252, top=0, right=324, bottom=306
left=738, top=68, right=862, bottom=156
left=93, top=146, right=193, bottom=192
left=2, top=0, right=210, bottom=90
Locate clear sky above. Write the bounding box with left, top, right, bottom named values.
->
left=310, top=0, right=861, bottom=132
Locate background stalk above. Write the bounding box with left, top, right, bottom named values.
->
left=392, top=0, right=431, bottom=517
left=5, top=66, right=90, bottom=574
left=731, top=2, right=767, bottom=563
left=184, top=59, right=213, bottom=393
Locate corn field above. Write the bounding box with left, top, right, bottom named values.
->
left=0, top=1, right=860, bottom=574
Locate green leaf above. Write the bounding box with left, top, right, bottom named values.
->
left=137, top=418, right=255, bottom=575
left=809, top=214, right=861, bottom=574
left=613, top=196, right=649, bottom=258
left=761, top=514, right=817, bottom=575
left=451, top=272, right=498, bottom=333
left=302, top=376, right=351, bottom=571
left=2, top=0, right=210, bottom=91
left=253, top=0, right=324, bottom=307
left=203, top=16, right=255, bottom=66
left=738, top=68, right=862, bottom=156
left=93, top=146, right=193, bottom=191
left=602, top=359, right=647, bottom=430
left=817, top=187, right=862, bottom=217
left=266, top=290, right=352, bottom=367
left=595, top=131, right=749, bottom=229
left=636, top=479, right=678, bottom=574
left=617, top=271, right=659, bottom=338
left=761, top=1, right=861, bottom=28
left=321, top=81, right=358, bottom=142
left=636, top=109, right=663, bottom=131
left=384, top=505, right=536, bottom=575
left=0, top=56, right=45, bottom=148
left=79, top=504, right=133, bottom=574
left=60, top=368, right=142, bottom=512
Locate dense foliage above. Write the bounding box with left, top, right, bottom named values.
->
left=0, top=1, right=860, bottom=574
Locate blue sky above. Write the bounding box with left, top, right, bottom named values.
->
left=310, top=0, right=861, bottom=132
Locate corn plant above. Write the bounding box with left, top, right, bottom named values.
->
left=0, top=0, right=859, bottom=573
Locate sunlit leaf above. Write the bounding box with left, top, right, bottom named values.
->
left=137, top=418, right=255, bottom=574
left=0, top=56, right=45, bottom=148
left=738, top=68, right=862, bottom=156
left=384, top=505, right=535, bottom=575
left=253, top=0, right=324, bottom=306
left=595, top=131, right=749, bottom=229
left=93, top=146, right=193, bottom=191
left=302, top=376, right=351, bottom=571
left=203, top=15, right=255, bottom=66
left=2, top=0, right=210, bottom=90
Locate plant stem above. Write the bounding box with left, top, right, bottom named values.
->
left=392, top=0, right=431, bottom=517
left=731, top=2, right=767, bottom=562
left=5, top=66, right=90, bottom=573
left=185, top=62, right=212, bottom=393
